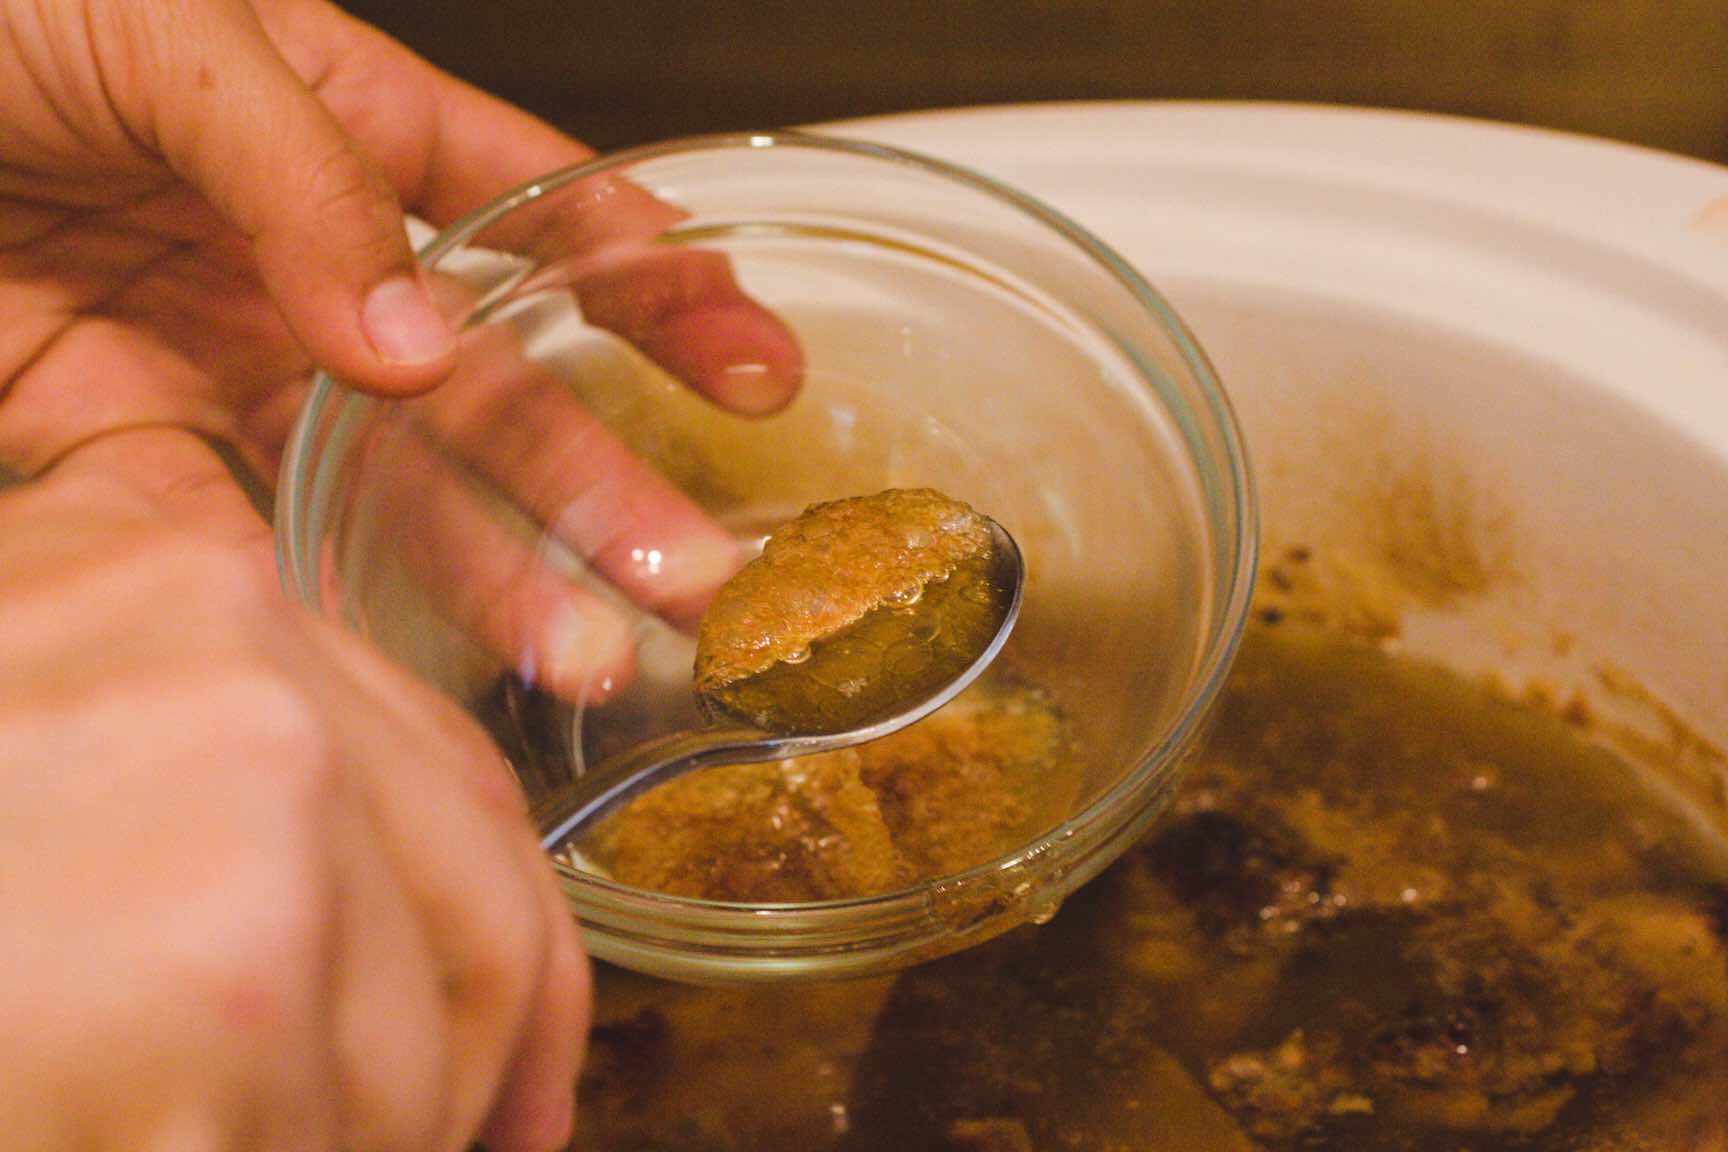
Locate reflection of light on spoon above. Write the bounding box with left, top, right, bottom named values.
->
left=560, top=845, right=611, bottom=879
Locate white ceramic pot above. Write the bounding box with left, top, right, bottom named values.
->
left=836, top=103, right=1728, bottom=849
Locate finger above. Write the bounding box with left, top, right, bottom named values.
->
left=125, top=0, right=455, bottom=393
left=570, top=247, right=805, bottom=416
left=480, top=865, right=590, bottom=1152
left=297, top=4, right=803, bottom=411
left=381, top=422, right=638, bottom=702
left=327, top=785, right=449, bottom=1152
left=413, top=323, right=743, bottom=630
left=301, top=623, right=555, bottom=1151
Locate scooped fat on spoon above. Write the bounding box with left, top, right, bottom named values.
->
left=695, top=489, right=1013, bottom=735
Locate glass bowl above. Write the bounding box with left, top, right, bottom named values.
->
left=276, top=131, right=1256, bottom=981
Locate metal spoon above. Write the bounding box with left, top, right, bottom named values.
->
left=536, top=519, right=1024, bottom=853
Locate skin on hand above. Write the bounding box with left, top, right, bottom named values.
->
left=0, top=0, right=804, bottom=697
left=0, top=432, right=588, bottom=1152
left=0, top=0, right=808, bottom=1143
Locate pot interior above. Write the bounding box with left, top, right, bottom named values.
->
left=570, top=109, right=1728, bottom=1149
left=567, top=268, right=1728, bottom=1152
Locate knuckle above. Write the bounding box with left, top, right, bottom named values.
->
left=303, top=142, right=374, bottom=214
left=165, top=840, right=330, bottom=1052
left=222, top=665, right=335, bottom=780
left=229, top=899, right=325, bottom=1022
left=298, top=141, right=399, bottom=256
left=183, top=904, right=327, bottom=1053
left=463, top=867, right=547, bottom=1005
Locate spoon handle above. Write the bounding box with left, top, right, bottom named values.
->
left=535, top=725, right=771, bottom=852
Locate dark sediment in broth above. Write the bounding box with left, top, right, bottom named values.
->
left=575, top=623, right=1728, bottom=1151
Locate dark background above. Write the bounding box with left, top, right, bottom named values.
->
left=340, top=0, right=1728, bottom=163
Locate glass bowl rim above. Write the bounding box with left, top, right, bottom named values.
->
left=275, top=128, right=1260, bottom=931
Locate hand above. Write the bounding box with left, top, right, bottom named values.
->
left=0, top=431, right=588, bottom=1152
left=0, top=0, right=803, bottom=689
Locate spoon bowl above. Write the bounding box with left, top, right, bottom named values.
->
left=536, top=518, right=1025, bottom=853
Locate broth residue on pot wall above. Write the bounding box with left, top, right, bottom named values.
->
left=575, top=602, right=1728, bottom=1151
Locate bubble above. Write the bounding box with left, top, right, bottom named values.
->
left=885, top=584, right=925, bottom=608
left=781, top=646, right=812, bottom=665
left=960, top=579, right=998, bottom=606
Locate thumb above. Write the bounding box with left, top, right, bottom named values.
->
left=138, top=0, right=454, bottom=394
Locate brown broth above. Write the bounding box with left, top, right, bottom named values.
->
left=573, top=624, right=1728, bottom=1151
left=587, top=676, right=1074, bottom=900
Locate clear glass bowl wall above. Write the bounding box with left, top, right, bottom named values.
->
left=277, top=133, right=1256, bottom=980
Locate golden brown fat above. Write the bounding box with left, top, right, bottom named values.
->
left=694, top=487, right=993, bottom=692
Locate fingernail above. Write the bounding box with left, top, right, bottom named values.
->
left=362, top=275, right=453, bottom=365
left=543, top=602, right=635, bottom=704
left=714, top=362, right=795, bottom=417
left=655, top=530, right=747, bottom=632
